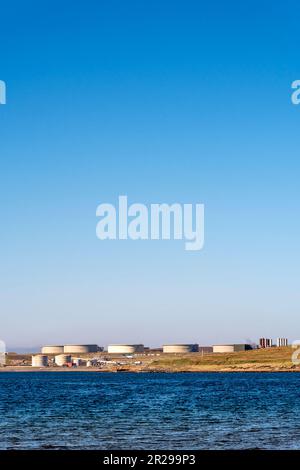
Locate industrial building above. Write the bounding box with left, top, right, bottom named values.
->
left=259, top=338, right=273, bottom=348
left=277, top=338, right=288, bottom=347
left=55, top=354, right=72, bottom=366
left=73, top=358, right=83, bottom=366
left=163, top=344, right=199, bottom=353
left=32, top=355, right=48, bottom=367
left=213, top=344, right=252, bottom=353
left=41, top=345, right=64, bottom=354
left=63, top=344, right=101, bottom=354
left=107, top=344, right=144, bottom=354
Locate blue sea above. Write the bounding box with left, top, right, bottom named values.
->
left=0, top=372, right=299, bottom=450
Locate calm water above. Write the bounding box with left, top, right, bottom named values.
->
left=0, top=372, right=300, bottom=450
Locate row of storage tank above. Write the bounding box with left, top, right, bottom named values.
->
left=40, top=343, right=252, bottom=356
left=41, top=343, right=201, bottom=355
left=41, top=344, right=101, bottom=354
left=32, top=354, right=96, bottom=367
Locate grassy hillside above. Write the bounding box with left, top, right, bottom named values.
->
left=144, top=347, right=299, bottom=372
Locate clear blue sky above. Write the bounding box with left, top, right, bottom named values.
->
left=1, top=0, right=300, bottom=350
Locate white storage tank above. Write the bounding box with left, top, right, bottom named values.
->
left=107, top=344, right=144, bottom=354
left=63, top=344, right=101, bottom=354
left=163, top=344, right=199, bottom=353
left=213, top=344, right=252, bottom=353
left=41, top=345, right=64, bottom=354
left=32, top=355, right=48, bottom=367
left=55, top=354, right=72, bottom=366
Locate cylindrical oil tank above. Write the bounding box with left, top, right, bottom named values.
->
left=55, top=354, right=72, bottom=366
left=107, top=344, right=144, bottom=354
left=41, top=345, right=64, bottom=354
left=213, top=345, right=235, bottom=353
left=63, top=344, right=100, bottom=354
left=213, top=344, right=251, bottom=353
left=163, top=344, right=199, bottom=353
left=32, top=355, right=48, bottom=367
